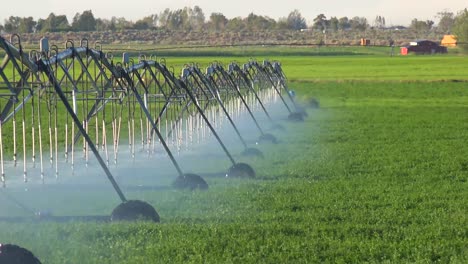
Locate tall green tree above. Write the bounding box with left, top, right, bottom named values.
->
left=158, top=8, right=171, bottom=28
left=313, top=14, right=328, bottom=31
left=245, top=13, right=276, bottom=31
left=111, top=17, right=132, bottom=30
left=187, top=6, right=205, bottom=30
left=3, top=16, right=21, bottom=33
left=276, top=18, right=289, bottom=30
left=374, top=15, right=386, bottom=28
left=158, top=8, right=188, bottom=30
left=209, top=13, right=228, bottom=31
left=453, top=9, right=468, bottom=52
left=20, top=17, right=37, bottom=33
left=410, top=18, right=434, bottom=34
left=169, top=9, right=187, bottom=30
left=134, top=15, right=158, bottom=30
left=36, top=13, right=69, bottom=32
left=437, top=11, right=455, bottom=33
left=95, top=18, right=111, bottom=31
left=329, top=17, right=339, bottom=32
left=72, top=10, right=97, bottom=31
left=349, top=16, right=368, bottom=31
left=286, top=10, right=307, bottom=30
left=338, top=17, right=351, bottom=31
left=3, top=16, right=37, bottom=33
left=227, top=17, right=245, bottom=31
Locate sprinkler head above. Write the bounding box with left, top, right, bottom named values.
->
left=111, top=200, right=160, bottom=222
left=172, top=173, right=209, bottom=190
left=35, top=210, right=53, bottom=219
left=241, top=147, right=264, bottom=158
left=226, top=163, right=255, bottom=178
left=0, top=244, right=42, bottom=264
left=257, top=133, right=278, bottom=144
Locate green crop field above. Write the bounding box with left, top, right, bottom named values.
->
left=0, top=48, right=467, bottom=263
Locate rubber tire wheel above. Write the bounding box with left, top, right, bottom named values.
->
left=111, top=200, right=160, bottom=222
left=258, top=133, right=278, bottom=144
left=309, top=98, right=320, bottom=109
left=270, top=124, right=286, bottom=131
left=173, top=173, right=209, bottom=190
left=226, top=163, right=255, bottom=178
left=288, top=112, right=304, bottom=122
left=294, top=105, right=309, bottom=117
left=241, top=148, right=264, bottom=158
left=0, top=244, right=42, bottom=264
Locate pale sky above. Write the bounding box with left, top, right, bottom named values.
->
left=1, top=0, right=467, bottom=26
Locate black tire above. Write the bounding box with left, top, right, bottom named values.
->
left=309, top=98, right=320, bottom=109
left=241, top=147, right=264, bottom=158
left=295, top=106, right=308, bottom=117
left=172, top=173, right=209, bottom=190
left=226, top=163, right=255, bottom=178
left=270, top=124, right=285, bottom=131
left=111, top=200, right=160, bottom=222
left=258, top=133, right=278, bottom=144
left=288, top=112, right=304, bottom=122
left=0, top=244, right=42, bottom=264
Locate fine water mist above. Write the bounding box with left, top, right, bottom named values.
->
left=0, top=85, right=291, bottom=219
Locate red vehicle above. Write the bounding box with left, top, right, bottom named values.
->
left=400, top=40, right=448, bottom=55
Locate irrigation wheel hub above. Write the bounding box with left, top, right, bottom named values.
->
left=309, top=98, right=320, bottom=109
left=111, top=200, right=160, bottom=222
left=288, top=112, right=305, bottom=122
left=0, top=244, right=42, bottom=264
left=241, top=148, right=264, bottom=158
left=226, top=163, right=256, bottom=178
left=270, top=124, right=286, bottom=131
left=258, top=133, right=278, bottom=144
left=173, top=173, right=209, bottom=190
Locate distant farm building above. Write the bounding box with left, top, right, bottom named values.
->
left=360, top=38, right=370, bottom=46
left=441, top=35, right=457, bottom=47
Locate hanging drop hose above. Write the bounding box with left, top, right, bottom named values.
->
left=13, top=104, right=17, bottom=168
left=120, top=68, right=186, bottom=177
left=179, top=73, right=236, bottom=166
left=54, top=92, right=59, bottom=177
left=228, top=65, right=274, bottom=123
left=64, top=101, right=68, bottom=162
left=21, top=88, right=27, bottom=183
left=31, top=88, right=36, bottom=167
left=193, top=67, right=249, bottom=149
left=39, top=58, right=127, bottom=203
left=0, top=121, right=5, bottom=187
left=37, top=92, right=44, bottom=182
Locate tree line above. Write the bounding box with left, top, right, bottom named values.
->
left=0, top=6, right=463, bottom=34
left=0, top=7, right=307, bottom=33
left=1, top=6, right=467, bottom=51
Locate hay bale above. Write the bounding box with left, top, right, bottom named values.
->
left=172, top=173, right=209, bottom=190
left=0, top=244, right=42, bottom=264
left=111, top=200, right=160, bottom=222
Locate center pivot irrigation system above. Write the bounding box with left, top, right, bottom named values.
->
left=0, top=34, right=306, bottom=223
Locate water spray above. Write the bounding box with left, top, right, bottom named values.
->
left=0, top=35, right=297, bottom=222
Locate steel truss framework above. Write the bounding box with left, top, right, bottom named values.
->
left=0, top=35, right=300, bottom=201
